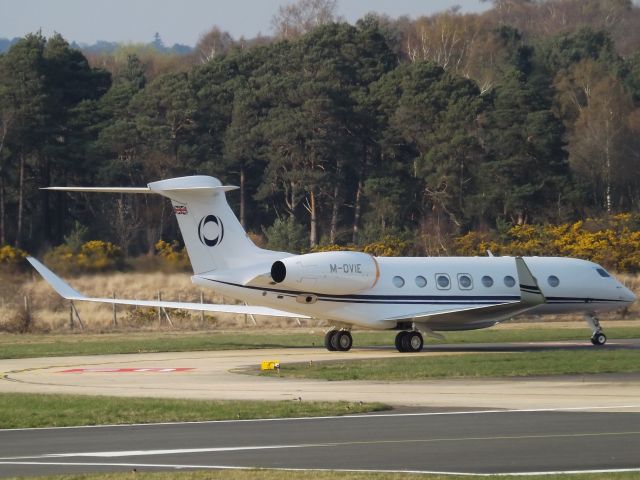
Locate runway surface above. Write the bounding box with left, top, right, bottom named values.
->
left=1, top=409, right=639, bottom=477
left=2, top=340, right=640, bottom=411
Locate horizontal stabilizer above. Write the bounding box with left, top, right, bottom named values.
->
left=44, top=187, right=152, bottom=194
left=42, top=185, right=239, bottom=195
left=162, top=185, right=239, bottom=194
left=27, top=257, right=309, bottom=319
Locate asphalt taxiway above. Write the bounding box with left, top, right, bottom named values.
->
left=1, top=409, right=639, bottom=477
left=1, top=340, right=640, bottom=411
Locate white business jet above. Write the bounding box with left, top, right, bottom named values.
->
left=28, top=176, right=636, bottom=352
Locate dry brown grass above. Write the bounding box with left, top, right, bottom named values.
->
left=1, top=269, right=638, bottom=333
left=0, top=270, right=313, bottom=332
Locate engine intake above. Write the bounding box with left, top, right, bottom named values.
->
left=270, top=251, right=379, bottom=295
left=271, top=260, right=287, bottom=283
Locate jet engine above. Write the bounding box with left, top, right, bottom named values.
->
left=270, top=251, right=379, bottom=295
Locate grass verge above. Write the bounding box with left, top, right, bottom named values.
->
left=1, top=325, right=640, bottom=359
left=261, top=350, right=640, bottom=381
left=0, top=393, right=388, bottom=429
left=16, top=470, right=640, bottom=479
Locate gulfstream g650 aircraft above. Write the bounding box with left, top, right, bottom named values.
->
left=28, top=175, right=636, bottom=352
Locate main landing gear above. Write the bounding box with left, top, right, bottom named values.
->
left=323, top=329, right=425, bottom=352
left=585, top=314, right=607, bottom=346
left=395, top=331, right=424, bottom=353
left=324, top=329, right=353, bottom=351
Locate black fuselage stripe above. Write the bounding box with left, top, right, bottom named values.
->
left=521, top=288, right=541, bottom=294
left=208, top=279, right=522, bottom=301
left=205, top=279, right=625, bottom=305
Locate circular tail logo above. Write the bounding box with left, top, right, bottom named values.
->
left=198, top=215, right=224, bottom=247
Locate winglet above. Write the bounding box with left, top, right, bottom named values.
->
left=515, top=256, right=546, bottom=306
left=27, top=257, right=84, bottom=300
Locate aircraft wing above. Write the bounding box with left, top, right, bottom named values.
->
left=27, top=257, right=310, bottom=318
left=383, top=257, right=546, bottom=327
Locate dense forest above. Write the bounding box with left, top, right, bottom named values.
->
left=2, top=0, right=640, bottom=259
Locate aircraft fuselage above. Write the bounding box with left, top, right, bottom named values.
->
left=195, top=256, right=635, bottom=330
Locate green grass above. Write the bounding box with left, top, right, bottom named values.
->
left=0, top=331, right=320, bottom=359
left=15, top=470, right=640, bottom=480
left=261, top=350, right=640, bottom=381
left=0, top=325, right=639, bottom=359
left=0, top=392, right=388, bottom=429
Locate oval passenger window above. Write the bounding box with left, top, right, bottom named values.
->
left=436, top=275, right=450, bottom=289
left=504, top=275, right=516, bottom=287
left=393, top=276, right=405, bottom=288
left=481, top=275, right=494, bottom=287
left=458, top=274, right=472, bottom=289
left=415, top=275, right=427, bottom=288
left=548, top=275, right=560, bottom=287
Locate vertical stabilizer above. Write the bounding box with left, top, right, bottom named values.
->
left=148, top=176, right=266, bottom=274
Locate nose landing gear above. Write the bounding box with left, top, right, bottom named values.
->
left=585, top=314, right=607, bottom=346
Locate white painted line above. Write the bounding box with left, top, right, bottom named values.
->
left=1, top=404, right=639, bottom=432
left=0, top=461, right=246, bottom=470
left=43, top=443, right=333, bottom=458
left=0, top=461, right=638, bottom=476
left=3, top=430, right=639, bottom=462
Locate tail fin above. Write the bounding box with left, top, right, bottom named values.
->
left=46, top=175, right=279, bottom=275
left=148, top=176, right=269, bottom=274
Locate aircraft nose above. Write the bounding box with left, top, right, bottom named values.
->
left=622, top=285, right=636, bottom=304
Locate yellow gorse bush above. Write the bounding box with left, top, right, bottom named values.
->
left=310, top=243, right=357, bottom=253
left=362, top=236, right=411, bottom=257
left=311, top=236, right=411, bottom=257
left=155, top=240, right=190, bottom=270
left=455, top=214, right=640, bottom=272
left=44, top=240, right=124, bottom=275
left=0, top=245, right=28, bottom=268
left=76, top=240, right=124, bottom=271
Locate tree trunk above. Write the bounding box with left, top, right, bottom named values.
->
left=605, top=124, right=612, bottom=214
left=16, top=153, right=25, bottom=249
left=329, top=183, right=339, bottom=244
left=352, top=176, right=363, bottom=244
left=309, top=189, right=317, bottom=247
left=239, top=165, right=246, bottom=228
left=289, top=181, right=297, bottom=219
left=0, top=173, right=5, bottom=245
left=41, top=155, right=51, bottom=245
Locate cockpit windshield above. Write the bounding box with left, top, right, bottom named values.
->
left=596, top=268, right=611, bottom=278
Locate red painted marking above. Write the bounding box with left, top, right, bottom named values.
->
left=60, top=368, right=194, bottom=373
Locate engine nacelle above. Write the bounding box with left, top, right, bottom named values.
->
left=270, top=251, right=379, bottom=295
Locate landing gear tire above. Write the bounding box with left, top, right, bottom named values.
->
left=404, top=331, right=424, bottom=352
left=395, top=331, right=423, bottom=352
left=324, top=330, right=338, bottom=351
left=334, top=331, right=353, bottom=351
left=395, top=331, right=408, bottom=352
left=410, top=331, right=424, bottom=352
left=585, top=314, right=607, bottom=347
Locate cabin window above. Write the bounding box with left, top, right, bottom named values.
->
left=436, top=274, right=450, bottom=290
left=481, top=275, right=494, bottom=287
left=504, top=275, right=516, bottom=287
left=458, top=274, right=473, bottom=289
left=393, top=276, right=405, bottom=288
left=547, top=275, right=560, bottom=287
left=415, top=275, right=427, bottom=288
left=596, top=268, right=611, bottom=278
